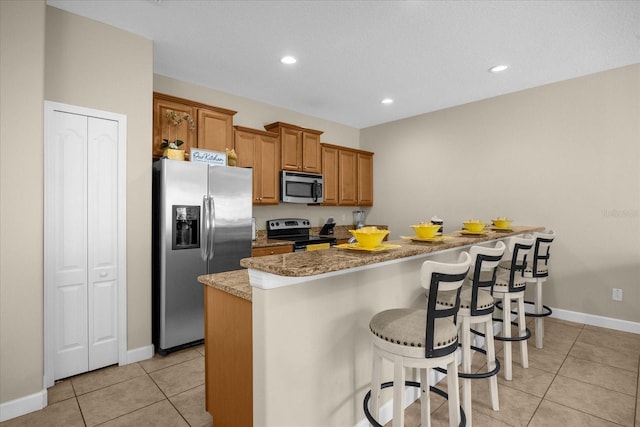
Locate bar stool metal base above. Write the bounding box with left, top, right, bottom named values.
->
left=363, top=380, right=467, bottom=427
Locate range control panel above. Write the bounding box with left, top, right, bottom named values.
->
left=266, top=218, right=311, bottom=231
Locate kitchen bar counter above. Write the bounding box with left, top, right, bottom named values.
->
left=241, top=226, right=542, bottom=289
left=198, top=225, right=545, bottom=427
left=199, top=226, right=542, bottom=300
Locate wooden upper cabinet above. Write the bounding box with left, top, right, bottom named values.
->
left=153, top=96, right=197, bottom=158
left=322, top=143, right=374, bottom=207
left=234, top=126, right=280, bottom=205
left=153, top=93, right=236, bottom=160
left=321, top=144, right=339, bottom=206
left=264, top=122, right=323, bottom=173
left=302, top=130, right=322, bottom=173
left=197, top=108, right=235, bottom=153
left=280, top=126, right=302, bottom=170
left=338, top=148, right=358, bottom=206
left=357, top=151, right=374, bottom=206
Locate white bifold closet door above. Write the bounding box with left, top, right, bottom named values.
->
left=50, top=110, right=119, bottom=380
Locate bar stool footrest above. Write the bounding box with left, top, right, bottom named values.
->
left=434, top=344, right=501, bottom=379
left=491, top=317, right=532, bottom=341
left=363, top=380, right=466, bottom=427
left=523, top=300, right=552, bottom=318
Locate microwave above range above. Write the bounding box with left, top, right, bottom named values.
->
left=280, top=171, right=323, bottom=204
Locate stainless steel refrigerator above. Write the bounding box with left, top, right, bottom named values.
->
left=152, top=159, right=252, bottom=354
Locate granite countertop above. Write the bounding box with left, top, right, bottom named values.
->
left=241, top=226, right=543, bottom=277
left=199, top=225, right=544, bottom=302
left=198, top=269, right=252, bottom=301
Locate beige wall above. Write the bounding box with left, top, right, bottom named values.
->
left=0, top=3, right=153, bottom=407
left=154, top=75, right=362, bottom=229
left=362, top=64, right=640, bottom=323
left=44, top=7, right=153, bottom=350
left=0, top=0, right=46, bottom=404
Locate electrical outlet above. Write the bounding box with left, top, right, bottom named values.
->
left=612, top=288, right=623, bottom=301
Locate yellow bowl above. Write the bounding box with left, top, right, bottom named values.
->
left=463, top=220, right=486, bottom=233
left=492, top=218, right=512, bottom=229
left=412, top=222, right=440, bottom=238
left=349, top=227, right=389, bottom=249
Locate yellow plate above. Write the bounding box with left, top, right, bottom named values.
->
left=335, top=243, right=401, bottom=252
left=491, top=226, right=513, bottom=232
left=459, top=229, right=487, bottom=236
left=401, top=235, right=447, bottom=243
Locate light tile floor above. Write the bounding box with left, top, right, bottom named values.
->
left=0, top=345, right=211, bottom=427
left=396, top=317, right=640, bottom=427
left=2, top=317, right=639, bottom=426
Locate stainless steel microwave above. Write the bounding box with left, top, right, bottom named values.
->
left=280, top=171, right=323, bottom=204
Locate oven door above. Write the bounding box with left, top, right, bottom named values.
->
left=280, top=171, right=324, bottom=204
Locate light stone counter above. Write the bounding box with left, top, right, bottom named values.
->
left=198, top=269, right=251, bottom=301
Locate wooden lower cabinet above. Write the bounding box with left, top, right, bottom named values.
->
left=251, top=244, right=293, bottom=257
left=204, top=286, right=252, bottom=427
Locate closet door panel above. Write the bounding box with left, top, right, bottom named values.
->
left=52, top=111, right=89, bottom=379
left=87, top=117, right=119, bottom=369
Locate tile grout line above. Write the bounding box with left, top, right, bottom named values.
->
left=525, top=324, right=580, bottom=426
left=69, top=376, right=88, bottom=427
left=146, top=359, right=202, bottom=427
left=541, top=326, right=635, bottom=426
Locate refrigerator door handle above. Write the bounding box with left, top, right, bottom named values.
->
left=208, top=195, right=216, bottom=260
left=201, top=195, right=210, bottom=261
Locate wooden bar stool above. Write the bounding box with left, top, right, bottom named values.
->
left=524, top=230, right=555, bottom=348
left=435, top=241, right=506, bottom=426
left=364, top=252, right=471, bottom=427
left=493, top=235, right=535, bottom=381
left=497, top=231, right=555, bottom=348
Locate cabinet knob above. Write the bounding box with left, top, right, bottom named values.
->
left=100, top=271, right=107, bottom=278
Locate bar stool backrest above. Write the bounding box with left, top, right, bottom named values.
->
left=504, top=236, right=535, bottom=293
left=421, top=252, right=471, bottom=358
left=469, top=241, right=506, bottom=316
left=530, top=230, right=556, bottom=278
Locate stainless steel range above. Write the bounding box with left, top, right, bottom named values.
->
left=266, top=218, right=336, bottom=252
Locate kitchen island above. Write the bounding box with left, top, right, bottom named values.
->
left=198, top=226, right=543, bottom=427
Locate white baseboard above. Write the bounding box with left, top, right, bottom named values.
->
left=0, top=388, right=47, bottom=422
left=1, top=344, right=154, bottom=423
left=123, top=344, right=154, bottom=365
left=550, top=308, right=640, bottom=334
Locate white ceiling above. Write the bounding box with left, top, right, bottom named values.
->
left=47, top=0, right=640, bottom=129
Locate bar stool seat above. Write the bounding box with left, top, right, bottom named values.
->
left=492, top=235, right=535, bottom=381
left=364, top=252, right=471, bottom=427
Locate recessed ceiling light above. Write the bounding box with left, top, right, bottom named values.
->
left=489, top=64, right=509, bottom=73
left=381, top=98, right=394, bottom=105
left=281, top=56, right=297, bottom=65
